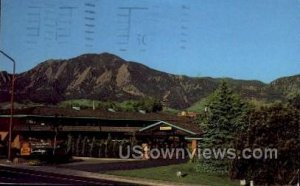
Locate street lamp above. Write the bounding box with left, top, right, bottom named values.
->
left=0, top=50, right=15, bottom=161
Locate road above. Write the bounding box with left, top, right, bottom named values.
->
left=0, top=165, right=134, bottom=185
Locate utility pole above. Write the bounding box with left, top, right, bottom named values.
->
left=0, top=50, right=16, bottom=161
left=0, top=0, right=2, bottom=32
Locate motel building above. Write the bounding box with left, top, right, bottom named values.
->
left=0, top=107, right=201, bottom=159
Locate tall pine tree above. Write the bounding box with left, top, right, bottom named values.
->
left=197, top=81, right=248, bottom=173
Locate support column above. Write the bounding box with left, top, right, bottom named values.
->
left=191, top=139, right=197, bottom=152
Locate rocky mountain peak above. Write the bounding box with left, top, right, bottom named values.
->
left=0, top=53, right=298, bottom=109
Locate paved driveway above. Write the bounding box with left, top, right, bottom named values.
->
left=58, top=158, right=188, bottom=173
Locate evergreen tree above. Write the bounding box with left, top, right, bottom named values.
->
left=197, top=81, right=249, bottom=173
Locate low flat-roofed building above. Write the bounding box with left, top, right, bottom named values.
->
left=0, top=107, right=202, bottom=158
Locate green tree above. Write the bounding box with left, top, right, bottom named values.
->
left=149, top=98, right=163, bottom=112
left=230, top=103, right=300, bottom=185
left=197, top=81, right=249, bottom=173
left=136, top=97, right=163, bottom=113
left=288, top=92, right=300, bottom=110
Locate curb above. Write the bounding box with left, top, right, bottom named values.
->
left=72, top=156, right=144, bottom=162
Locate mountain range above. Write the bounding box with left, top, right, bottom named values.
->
left=0, top=53, right=299, bottom=109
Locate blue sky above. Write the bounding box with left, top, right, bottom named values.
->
left=0, top=0, right=299, bottom=82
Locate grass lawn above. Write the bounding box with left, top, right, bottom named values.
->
left=106, top=163, right=239, bottom=186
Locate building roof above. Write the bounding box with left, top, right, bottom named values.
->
left=0, top=107, right=202, bottom=135
left=139, top=121, right=197, bottom=135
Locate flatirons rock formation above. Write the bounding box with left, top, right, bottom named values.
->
left=0, top=52, right=297, bottom=109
